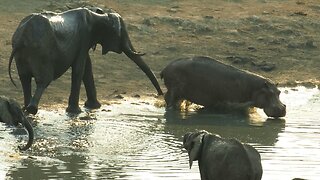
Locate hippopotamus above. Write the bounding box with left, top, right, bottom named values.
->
left=160, top=56, right=286, bottom=117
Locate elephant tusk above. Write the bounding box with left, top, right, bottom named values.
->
left=123, top=41, right=145, bottom=57
left=133, top=51, right=146, bottom=56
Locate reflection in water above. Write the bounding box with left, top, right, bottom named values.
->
left=0, top=125, right=18, bottom=180
left=164, top=110, right=285, bottom=146
left=0, top=87, right=319, bottom=180
left=259, top=87, right=320, bottom=180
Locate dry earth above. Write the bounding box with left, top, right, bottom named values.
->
left=0, top=0, right=320, bottom=109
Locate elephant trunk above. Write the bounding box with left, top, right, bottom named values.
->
left=122, top=34, right=163, bottom=95
left=18, top=115, right=34, bottom=151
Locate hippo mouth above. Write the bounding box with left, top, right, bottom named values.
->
left=264, top=106, right=286, bottom=118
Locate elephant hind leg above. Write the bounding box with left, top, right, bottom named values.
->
left=26, top=104, right=38, bottom=115
left=26, top=67, right=53, bottom=114
left=16, top=57, right=32, bottom=109
left=26, top=84, right=46, bottom=114
left=19, top=74, right=32, bottom=110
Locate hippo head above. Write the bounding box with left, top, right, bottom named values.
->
left=253, top=81, right=286, bottom=117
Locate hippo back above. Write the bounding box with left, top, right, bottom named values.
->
left=161, top=56, right=268, bottom=106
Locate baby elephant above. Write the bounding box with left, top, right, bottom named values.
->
left=161, top=56, right=286, bottom=117
left=183, top=130, right=262, bottom=180
left=0, top=96, right=34, bottom=150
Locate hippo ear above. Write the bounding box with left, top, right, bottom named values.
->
left=264, top=81, right=277, bottom=89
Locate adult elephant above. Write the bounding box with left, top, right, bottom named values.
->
left=183, top=130, right=263, bottom=180
left=9, top=7, right=163, bottom=114
left=0, top=96, right=34, bottom=150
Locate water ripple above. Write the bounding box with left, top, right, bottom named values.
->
left=2, top=88, right=320, bottom=180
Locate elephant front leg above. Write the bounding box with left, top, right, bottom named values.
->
left=67, top=57, right=86, bottom=114
left=83, top=56, right=101, bottom=109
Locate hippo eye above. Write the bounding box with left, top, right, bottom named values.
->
left=269, top=88, right=280, bottom=97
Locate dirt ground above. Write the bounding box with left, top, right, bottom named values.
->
left=0, top=0, right=320, bottom=109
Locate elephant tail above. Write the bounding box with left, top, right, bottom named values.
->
left=18, top=115, right=34, bottom=151
left=8, top=48, right=17, bottom=88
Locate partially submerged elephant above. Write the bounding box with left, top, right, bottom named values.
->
left=161, top=56, right=286, bottom=117
left=183, top=130, right=263, bottom=180
left=0, top=96, right=34, bottom=150
left=9, top=7, right=163, bottom=114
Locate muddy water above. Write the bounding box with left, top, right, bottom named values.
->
left=0, top=87, right=319, bottom=180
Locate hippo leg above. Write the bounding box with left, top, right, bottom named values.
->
left=164, top=89, right=180, bottom=110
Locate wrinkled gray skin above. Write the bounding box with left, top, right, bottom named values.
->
left=9, top=7, right=163, bottom=114
left=0, top=96, right=34, bottom=150
left=183, top=130, right=263, bottom=180
left=161, top=56, right=286, bottom=117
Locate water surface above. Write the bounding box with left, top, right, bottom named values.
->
left=1, top=87, right=319, bottom=180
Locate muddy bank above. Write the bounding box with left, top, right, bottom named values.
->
left=0, top=0, right=319, bottom=108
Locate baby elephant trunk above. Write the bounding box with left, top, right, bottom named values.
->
left=18, top=115, right=34, bottom=151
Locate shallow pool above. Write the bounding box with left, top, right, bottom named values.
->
left=1, top=86, right=319, bottom=180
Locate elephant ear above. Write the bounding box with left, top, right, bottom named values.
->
left=183, top=130, right=208, bottom=169
left=88, top=7, right=105, bottom=51
left=0, top=96, right=14, bottom=124
left=108, top=12, right=122, bottom=38
left=100, top=12, right=123, bottom=55
left=7, top=98, right=23, bottom=126
left=7, top=98, right=34, bottom=151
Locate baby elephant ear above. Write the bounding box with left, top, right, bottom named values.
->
left=7, top=98, right=23, bottom=126
left=183, top=131, right=207, bottom=169
left=108, top=12, right=122, bottom=38
left=0, top=97, right=13, bottom=124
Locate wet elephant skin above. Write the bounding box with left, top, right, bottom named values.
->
left=8, top=7, right=163, bottom=115
left=0, top=96, right=34, bottom=150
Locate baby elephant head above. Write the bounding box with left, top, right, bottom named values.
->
left=183, top=130, right=220, bottom=169
left=0, top=96, right=34, bottom=150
